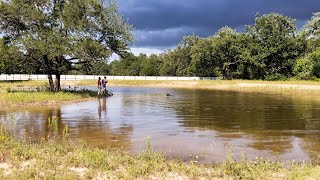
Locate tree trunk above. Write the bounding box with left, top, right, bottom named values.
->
left=44, top=54, right=55, bottom=91
left=55, top=73, right=61, bottom=91
left=48, top=74, right=55, bottom=91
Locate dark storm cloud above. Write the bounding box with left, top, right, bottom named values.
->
left=119, top=0, right=320, bottom=48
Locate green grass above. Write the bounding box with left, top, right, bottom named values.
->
left=0, top=129, right=320, bottom=179
left=0, top=81, right=99, bottom=108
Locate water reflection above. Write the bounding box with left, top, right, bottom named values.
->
left=1, top=86, right=320, bottom=163
left=98, top=98, right=107, bottom=120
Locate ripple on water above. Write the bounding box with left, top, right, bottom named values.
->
left=1, top=86, right=320, bottom=163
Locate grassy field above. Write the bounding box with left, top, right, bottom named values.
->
left=0, top=81, right=96, bottom=108
left=0, top=130, right=320, bottom=179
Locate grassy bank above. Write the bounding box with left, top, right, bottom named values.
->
left=0, top=81, right=97, bottom=108
left=0, top=132, right=320, bottom=179
left=1, top=79, right=320, bottom=107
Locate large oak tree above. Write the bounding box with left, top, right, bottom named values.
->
left=0, top=0, right=133, bottom=91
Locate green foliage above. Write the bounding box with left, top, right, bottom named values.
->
left=0, top=0, right=133, bottom=90
left=1, top=5, right=319, bottom=82
left=294, top=48, right=320, bottom=79
left=300, top=12, right=320, bottom=52
left=108, top=12, right=317, bottom=80
left=246, top=13, right=305, bottom=79
left=293, top=58, right=315, bottom=80
left=0, top=38, right=22, bottom=74
left=140, top=54, right=160, bottom=76
left=109, top=53, right=141, bottom=76
left=189, top=37, right=217, bottom=77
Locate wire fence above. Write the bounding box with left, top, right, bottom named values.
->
left=0, top=74, right=218, bottom=81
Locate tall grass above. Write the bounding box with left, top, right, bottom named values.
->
left=0, top=91, right=92, bottom=106
left=0, top=127, right=320, bottom=179
left=0, top=80, right=109, bottom=107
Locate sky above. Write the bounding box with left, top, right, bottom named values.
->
left=117, top=0, right=320, bottom=57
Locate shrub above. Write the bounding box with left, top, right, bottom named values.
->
left=294, top=48, right=320, bottom=80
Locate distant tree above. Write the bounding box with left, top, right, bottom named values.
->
left=140, top=54, right=160, bottom=76
left=0, top=0, right=132, bottom=91
left=300, top=12, right=320, bottom=52
left=247, top=13, right=305, bottom=79
left=189, top=27, right=248, bottom=79
left=190, top=37, right=217, bottom=77
left=0, top=38, right=21, bottom=74
left=109, top=53, right=141, bottom=76
left=158, top=34, right=199, bottom=76
left=212, top=27, right=246, bottom=79
left=294, top=48, right=320, bottom=79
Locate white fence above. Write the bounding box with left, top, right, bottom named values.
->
left=0, top=74, right=218, bottom=81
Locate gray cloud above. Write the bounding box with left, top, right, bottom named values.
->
left=119, top=0, right=320, bottom=48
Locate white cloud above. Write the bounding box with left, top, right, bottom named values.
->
left=130, top=47, right=164, bottom=56
left=108, top=47, right=168, bottom=63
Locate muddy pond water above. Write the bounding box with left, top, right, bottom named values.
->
left=1, top=86, right=320, bottom=163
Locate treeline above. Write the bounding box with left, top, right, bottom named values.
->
left=108, top=12, right=320, bottom=80
left=1, top=12, right=319, bottom=80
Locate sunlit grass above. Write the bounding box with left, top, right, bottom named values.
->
left=0, top=80, right=48, bottom=89
left=0, top=91, right=92, bottom=106
left=0, top=81, right=97, bottom=107
left=0, top=128, right=320, bottom=179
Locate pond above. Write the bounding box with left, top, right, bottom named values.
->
left=1, top=86, right=320, bottom=163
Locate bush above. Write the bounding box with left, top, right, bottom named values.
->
left=265, top=73, right=288, bottom=81
left=294, top=48, right=320, bottom=80
left=308, top=49, right=320, bottom=78
left=293, top=58, right=315, bottom=80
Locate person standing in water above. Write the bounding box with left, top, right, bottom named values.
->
left=101, top=76, right=108, bottom=95
left=97, top=77, right=102, bottom=95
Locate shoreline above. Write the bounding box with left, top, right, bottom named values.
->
left=1, top=80, right=320, bottom=108
left=105, top=80, right=320, bottom=96
left=0, top=136, right=319, bottom=179
left=107, top=80, right=320, bottom=89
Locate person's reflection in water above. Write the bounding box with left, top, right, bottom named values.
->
left=98, top=99, right=102, bottom=120
left=98, top=98, right=107, bottom=120
left=102, top=97, right=107, bottom=111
